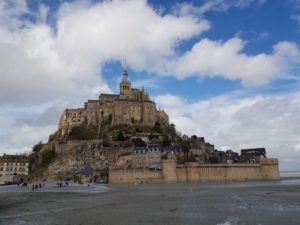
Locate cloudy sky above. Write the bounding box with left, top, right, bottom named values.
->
left=1, top=0, right=300, bottom=171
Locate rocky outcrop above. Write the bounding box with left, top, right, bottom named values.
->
left=45, top=140, right=130, bottom=179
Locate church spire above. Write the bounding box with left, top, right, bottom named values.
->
left=123, top=57, right=128, bottom=77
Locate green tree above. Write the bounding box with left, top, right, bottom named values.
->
left=32, top=141, right=43, bottom=153
left=180, top=140, right=190, bottom=161
left=116, top=131, right=125, bottom=141
left=41, top=149, right=56, bottom=166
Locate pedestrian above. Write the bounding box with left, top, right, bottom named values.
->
left=39, top=183, right=42, bottom=188
left=43, top=183, right=45, bottom=188
left=32, top=184, right=34, bottom=191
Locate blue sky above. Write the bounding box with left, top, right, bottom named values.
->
left=0, top=0, right=300, bottom=171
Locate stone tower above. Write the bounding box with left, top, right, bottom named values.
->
left=119, top=60, right=132, bottom=99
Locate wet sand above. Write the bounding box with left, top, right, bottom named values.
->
left=0, top=179, right=300, bottom=225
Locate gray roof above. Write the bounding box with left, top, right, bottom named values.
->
left=80, top=166, right=94, bottom=175
left=115, top=99, right=154, bottom=104
left=100, top=94, right=119, bottom=97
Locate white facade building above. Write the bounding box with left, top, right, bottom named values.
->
left=0, top=155, right=29, bottom=176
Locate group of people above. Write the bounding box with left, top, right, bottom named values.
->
left=32, top=183, right=45, bottom=191
left=17, top=181, right=28, bottom=187
left=56, top=181, right=69, bottom=188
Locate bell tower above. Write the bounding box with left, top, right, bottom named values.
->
left=120, top=59, right=132, bottom=99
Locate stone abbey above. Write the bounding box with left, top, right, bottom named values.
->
left=46, top=62, right=280, bottom=184
left=58, top=63, right=169, bottom=136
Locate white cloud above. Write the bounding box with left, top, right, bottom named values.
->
left=55, top=0, right=209, bottom=70
left=165, top=38, right=300, bottom=86
left=0, top=124, right=57, bottom=155
left=0, top=0, right=209, bottom=107
left=0, top=0, right=298, bottom=107
left=156, top=92, right=300, bottom=171
left=0, top=0, right=29, bottom=30
left=0, top=104, right=60, bottom=155
left=172, top=0, right=267, bottom=17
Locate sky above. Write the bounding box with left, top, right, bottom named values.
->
left=0, top=0, right=300, bottom=171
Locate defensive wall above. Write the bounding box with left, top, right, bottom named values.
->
left=109, top=158, right=280, bottom=184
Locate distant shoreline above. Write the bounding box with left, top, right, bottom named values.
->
left=280, top=171, right=300, bottom=178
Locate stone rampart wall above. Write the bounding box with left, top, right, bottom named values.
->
left=109, top=168, right=163, bottom=184
left=109, top=159, right=280, bottom=184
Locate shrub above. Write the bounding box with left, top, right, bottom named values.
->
left=68, top=125, right=97, bottom=140
left=41, top=149, right=56, bottom=166
left=32, top=141, right=43, bottom=153
left=152, top=125, right=162, bottom=133
left=28, top=153, right=38, bottom=171
left=115, top=131, right=125, bottom=141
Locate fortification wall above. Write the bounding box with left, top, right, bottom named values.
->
left=109, top=158, right=280, bottom=184
left=109, top=168, right=163, bottom=184
left=260, top=158, right=280, bottom=180
left=175, top=164, right=263, bottom=182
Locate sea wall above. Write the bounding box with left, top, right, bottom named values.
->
left=109, top=168, right=163, bottom=184
left=109, top=158, right=280, bottom=184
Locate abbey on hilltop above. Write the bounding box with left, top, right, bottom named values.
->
left=58, top=62, right=169, bottom=136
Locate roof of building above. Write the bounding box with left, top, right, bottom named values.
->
left=0, top=154, right=28, bottom=163
left=87, top=100, right=99, bottom=103
left=99, top=94, right=119, bottom=97
left=80, top=166, right=94, bottom=175
left=241, top=148, right=266, bottom=155
left=115, top=99, right=154, bottom=104
left=134, top=146, right=182, bottom=153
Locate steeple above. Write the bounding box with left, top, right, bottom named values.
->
left=120, top=58, right=131, bottom=99
left=121, top=57, right=130, bottom=84
left=123, top=57, right=128, bottom=77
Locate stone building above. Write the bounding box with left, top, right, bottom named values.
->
left=131, top=145, right=183, bottom=169
left=58, top=63, right=169, bottom=136
left=132, top=145, right=162, bottom=169
left=0, top=154, right=29, bottom=176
